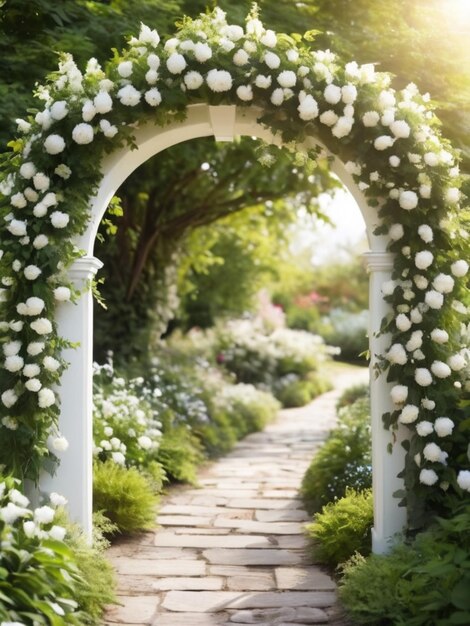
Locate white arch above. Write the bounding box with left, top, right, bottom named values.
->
left=40, top=104, right=407, bottom=552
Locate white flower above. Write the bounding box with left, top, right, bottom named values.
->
left=7, top=219, right=27, bottom=237
left=27, top=342, right=45, bottom=356
left=255, top=74, right=272, bottom=89
left=32, top=235, right=48, bottom=251
left=332, top=116, right=354, bottom=138
left=396, top=314, right=411, bottom=332
left=419, top=184, right=431, bottom=198
left=3, top=341, right=21, bottom=357
left=206, top=69, right=232, bottom=92
left=378, top=89, right=396, bottom=109
left=54, top=164, right=72, bottom=179
left=319, top=110, right=339, bottom=126
left=324, top=84, right=341, bottom=104
left=9, top=489, right=29, bottom=508
left=138, top=435, right=152, bottom=449
left=111, top=451, right=126, bottom=465
left=416, top=421, right=434, bottom=436
left=389, top=156, right=400, bottom=167
left=341, top=84, right=357, bottom=104
left=24, top=265, right=41, bottom=281
left=381, top=280, right=396, bottom=296
left=390, top=120, right=411, bottom=138
left=434, top=417, right=454, bottom=437
left=399, top=190, right=418, bottom=210
left=50, top=100, right=68, bottom=120
left=38, top=387, right=55, bottom=408
left=457, top=470, right=470, bottom=492
left=451, top=260, right=469, bottom=277
left=34, top=505, right=55, bottom=524
left=117, top=84, right=141, bottom=106
left=30, top=318, right=52, bottom=335
left=145, top=69, right=158, bottom=85
left=52, top=436, right=69, bottom=451
left=362, top=111, right=380, bottom=127
left=448, top=353, right=466, bottom=371
left=50, top=211, right=70, bottom=228
left=389, top=223, right=404, bottom=241
left=233, top=49, right=249, bottom=66
left=297, top=95, right=319, bottom=121
left=413, top=275, right=428, bottom=290
left=418, top=224, right=433, bottom=243
left=270, top=88, right=283, bottom=106
left=432, top=273, right=454, bottom=294
left=99, top=119, right=118, bottom=138
left=4, top=355, right=24, bottom=372
left=415, top=368, right=433, bottom=386
left=236, top=85, right=253, bottom=101
left=54, top=287, right=71, bottom=302
left=425, top=290, right=444, bottom=310
left=194, top=42, right=212, bottom=62
left=398, top=404, right=419, bottom=424
left=1, top=388, right=18, bottom=408
left=184, top=71, right=203, bottom=90
left=72, top=123, right=94, bottom=145
left=221, top=24, right=244, bottom=41
left=264, top=51, right=281, bottom=69
left=422, top=398, right=436, bottom=410
left=50, top=492, right=68, bottom=507
left=431, top=360, right=451, bottom=379
left=49, top=524, right=67, bottom=541
left=166, top=52, right=186, bottom=74
left=117, top=61, right=133, bottom=77
left=415, top=250, right=433, bottom=270
left=430, top=328, right=449, bottom=344
left=423, top=442, right=443, bottom=463
left=423, top=152, right=439, bottom=166
left=0, top=502, right=29, bottom=524
left=23, top=520, right=36, bottom=537
left=277, top=70, right=296, bottom=88
left=260, top=29, right=277, bottom=47
left=16, top=118, right=31, bottom=133
left=10, top=321, right=23, bottom=332
left=390, top=385, right=408, bottom=404
left=93, top=91, right=113, bottom=114
left=406, top=330, right=423, bottom=352
left=43, top=356, right=60, bottom=371
left=24, top=187, right=38, bottom=202
left=144, top=88, right=162, bottom=106
left=23, top=364, right=40, bottom=378
left=445, top=187, right=460, bottom=204
left=287, top=49, right=299, bottom=62
left=25, top=378, right=41, bottom=392
left=33, top=202, right=47, bottom=218
left=81, top=100, right=96, bottom=122
left=246, top=17, right=264, bottom=37
left=19, top=162, right=36, bottom=179
left=386, top=343, right=407, bottom=365
left=138, top=23, right=160, bottom=47
left=374, top=135, right=394, bottom=151
left=419, top=468, right=439, bottom=486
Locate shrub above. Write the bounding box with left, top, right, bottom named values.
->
left=301, top=396, right=371, bottom=514
left=339, top=504, right=470, bottom=625
left=156, top=426, right=204, bottom=484
left=93, top=461, right=158, bottom=533
left=321, top=308, right=368, bottom=363
left=0, top=476, right=85, bottom=625
left=275, top=373, right=332, bottom=407
left=336, top=383, right=369, bottom=410
left=306, top=489, right=373, bottom=567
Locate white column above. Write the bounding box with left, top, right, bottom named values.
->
left=364, top=251, right=408, bottom=553
left=39, top=256, right=102, bottom=537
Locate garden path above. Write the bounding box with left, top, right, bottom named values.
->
left=105, top=364, right=368, bottom=626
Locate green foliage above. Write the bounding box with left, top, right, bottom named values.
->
left=156, top=426, right=203, bottom=484
left=275, top=374, right=332, bottom=408
left=93, top=461, right=158, bottom=533
left=321, top=309, right=369, bottom=363
left=339, top=504, right=470, bottom=625
left=306, top=488, right=373, bottom=567
left=301, top=396, right=371, bottom=514
left=336, top=383, right=369, bottom=410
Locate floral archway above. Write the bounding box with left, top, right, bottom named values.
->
left=0, top=7, right=468, bottom=541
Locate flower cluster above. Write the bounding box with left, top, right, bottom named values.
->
left=0, top=6, right=468, bottom=520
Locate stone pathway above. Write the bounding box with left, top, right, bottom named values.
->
left=105, top=365, right=368, bottom=626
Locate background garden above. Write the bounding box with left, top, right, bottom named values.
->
left=0, top=0, right=469, bottom=624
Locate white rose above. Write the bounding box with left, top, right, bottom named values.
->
left=421, top=398, right=436, bottom=410
left=50, top=100, right=68, bottom=120
left=398, top=404, right=419, bottom=424
left=431, top=360, right=451, bottom=378
left=362, top=111, right=380, bottom=127
left=24, top=265, right=41, bottom=281
left=30, top=318, right=52, bottom=335
left=184, top=71, right=203, bottom=90
left=445, top=187, right=460, bottom=204
left=194, top=42, right=212, bottom=62
left=49, top=524, right=67, bottom=541
left=423, top=152, right=439, bottom=166
left=236, top=85, right=253, bottom=101
left=23, top=520, right=36, bottom=537
left=415, top=368, right=433, bottom=386
left=33, top=234, right=49, bottom=249
left=52, top=436, right=69, bottom=451
left=374, top=135, right=394, bottom=151
left=297, top=94, right=318, bottom=121
left=457, top=470, right=470, bottom=492
left=423, top=442, right=443, bottom=463
left=332, top=116, right=354, bottom=138
left=19, top=162, right=36, bottom=179
left=50, top=492, right=68, bottom=507
left=54, top=287, right=71, bottom=302
left=34, top=505, right=55, bottom=524
left=255, top=74, right=272, bottom=89
left=416, top=421, right=434, bottom=437
left=166, top=53, right=186, bottom=74
left=23, top=364, right=40, bottom=378
left=4, top=355, right=24, bottom=372
left=413, top=275, right=428, bottom=290
left=25, top=296, right=45, bottom=315
left=418, top=224, right=433, bottom=243
left=206, top=69, right=232, bottom=92
left=430, top=329, right=449, bottom=344
left=386, top=343, right=407, bottom=365
left=399, top=190, right=418, bottom=210
left=1, top=389, right=18, bottom=408
left=390, top=385, right=408, bottom=404
left=81, top=100, right=96, bottom=122
left=396, top=314, right=411, bottom=332
left=117, top=61, right=133, bottom=77
left=319, top=110, right=339, bottom=126
left=50, top=211, right=70, bottom=229
left=324, top=84, right=341, bottom=104
left=260, top=29, right=277, bottom=47
left=27, top=342, right=45, bottom=356
left=390, top=120, right=411, bottom=138
left=415, top=250, right=433, bottom=270
left=381, top=280, right=396, bottom=296
left=271, top=88, right=284, bottom=106
left=117, top=84, right=141, bottom=106
left=43, top=356, right=60, bottom=371
left=432, top=273, right=454, bottom=294
left=389, top=156, right=400, bottom=167
left=145, top=69, right=159, bottom=85
left=3, top=341, right=21, bottom=357
left=451, top=260, right=469, bottom=277
left=72, top=123, right=94, bottom=145
left=233, top=49, right=250, bottom=66
left=389, top=223, right=404, bottom=241
left=434, top=417, right=454, bottom=437
left=277, top=70, right=296, bottom=88
left=25, top=378, right=42, bottom=392
left=419, top=469, right=438, bottom=486
left=341, top=84, right=357, bottom=104
left=406, top=330, right=423, bottom=352
left=138, top=435, right=152, bottom=449
left=144, top=88, right=162, bottom=106
left=7, top=219, right=27, bottom=237
left=448, top=353, right=466, bottom=371
left=38, top=388, right=55, bottom=408
left=93, top=91, right=113, bottom=114
left=425, top=290, right=444, bottom=310
left=264, top=51, right=281, bottom=69
left=99, top=119, right=118, bottom=138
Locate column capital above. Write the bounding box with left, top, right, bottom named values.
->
left=363, top=251, right=395, bottom=272
left=68, top=256, right=103, bottom=281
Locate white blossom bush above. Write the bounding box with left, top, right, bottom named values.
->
left=0, top=477, right=83, bottom=624
left=0, top=6, right=468, bottom=524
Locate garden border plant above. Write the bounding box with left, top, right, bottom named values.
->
left=0, top=5, right=468, bottom=528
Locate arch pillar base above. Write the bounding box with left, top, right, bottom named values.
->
left=38, top=256, right=102, bottom=537
left=364, top=251, right=408, bottom=553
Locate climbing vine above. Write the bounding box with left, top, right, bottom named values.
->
left=0, top=6, right=468, bottom=524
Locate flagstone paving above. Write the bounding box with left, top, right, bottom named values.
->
left=105, top=365, right=368, bottom=626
